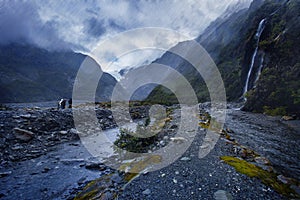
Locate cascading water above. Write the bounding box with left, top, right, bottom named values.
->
left=242, top=18, right=266, bottom=99
left=254, top=53, right=264, bottom=85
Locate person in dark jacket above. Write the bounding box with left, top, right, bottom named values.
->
left=58, top=99, right=66, bottom=110
left=68, top=98, right=72, bottom=108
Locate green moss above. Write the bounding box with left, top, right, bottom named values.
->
left=221, top=156, right=299, bottom=198
left=74, top=174, right=114, bottom=200
left=263, top=106, right=287, bottom=116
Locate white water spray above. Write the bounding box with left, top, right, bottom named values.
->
left=243, top=18, right=266, bottom=99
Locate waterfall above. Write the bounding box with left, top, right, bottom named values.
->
left=242, top=18, right=266, bottom=99
left=254, top=53, right=264, bottom=85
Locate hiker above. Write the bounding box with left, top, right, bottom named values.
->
left=68, top=98, right=72, bottom=108
left=58, top=99, right=66, bottom=110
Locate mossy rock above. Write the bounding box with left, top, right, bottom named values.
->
left=221, top=156, right=300, bottom=198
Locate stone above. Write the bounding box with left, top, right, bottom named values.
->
left=213, top=190, right=233, bottom=200
left=42, top=167, right=50, bottom=173
left=85, top=162, right=106, bottom=171
left=13, top=128, right=34, bottom=142
left=111, top=173, right=122, bottom=184
left=20, top=114, right=31, bottom=119
left=254, top=156, right=270, bottom=165
left=70, top=128, right=78, bottom=134
left=59, top=130, right=68, bottom=135
left=101, top=191, right=114, bottom=200
left=277, top=175, right=292, bottom=184
left=170, top=137, right=186, bottom=143
left=0, top=171, right=12, bottom=178
left=180, top=157, right=191, bottom=161
left=281, top=115, right=295, bottom=121
left=142, top=189, right=151, bottom=195
left=170, top=124, right=178, bottom=129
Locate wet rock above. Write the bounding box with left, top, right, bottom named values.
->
left=180, top=157, right=191, bottom=161
left=101, top=191, right=114, bottom=200
left=281, top=115, right=295, bottom=121
left=11, top=144, right=23, bottom=150
left=20, top=114, right=31, bottom=119
left=0, top=171, right=12, bottom=178
left=213, top=190, right=233, bottom=200
left=85, top=162, right=106, bottom=171
left=13, top=128, right=34, bottom=142
left=69, top=128, right=78, bottom=134
left=111, top=173, right=122, bottom=184
left=254, top=156, right=270, bottom=165
left=142, top=189, right=151, bottom=195
left=59, top=130, right=68, bottom=135
left=42, top=167, right=50, bottom=173
left=170, top=137, right=186, bottom=143
left=170, top=124, right=178, bottom=129
left=277, top=175, right=292, bottom=184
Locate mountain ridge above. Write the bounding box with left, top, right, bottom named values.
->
left=0, top=43, right=117, bottom=103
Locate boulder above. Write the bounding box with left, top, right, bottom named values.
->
left=13, top=128, right=34, bottom=142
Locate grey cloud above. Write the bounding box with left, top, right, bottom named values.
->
left=0, top=1, right=75, bottom=50
left=0, top=0, right=252, bottom=52
left=84, top=17, right=106, bottom=37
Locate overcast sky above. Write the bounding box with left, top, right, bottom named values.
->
left=0, top=0, right=252, bottom=79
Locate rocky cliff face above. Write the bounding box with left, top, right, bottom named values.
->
left=243, top=0, right=300, bottom=116
left=146, top=0, right=299, bottom=116
left=0, top=44, right=117, bottom=103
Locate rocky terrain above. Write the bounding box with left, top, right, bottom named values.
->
left=0, top=103, right=299, bottom=199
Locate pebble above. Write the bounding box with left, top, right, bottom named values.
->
left=0, top=171, right=12, bottom=178
left=59, top=131, right=68, bottom=135
left=111, top=173, right=122, bottom=184
left=42, top=167, right=50, bottom=173
left=142, top=189, right=151, bottom=195
left=20, top=114, right=31, bottom=119
left=13, top=128, right=34, bottom=142
left=213, top=190, right=233, bottom=200
left=180, top=157, right=191, bottom=161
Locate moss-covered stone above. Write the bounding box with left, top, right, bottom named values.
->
left=221, top=156, right=300, bottom=198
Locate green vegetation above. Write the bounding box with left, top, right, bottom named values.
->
left=74, top=173, right=116, bottom=200
left=242, top=0, right=300, bottom=116
left=221, top=156, right=300, bottom=198
left=114, top=127, right=158, bottom=153
left=146, top=0, right=299, bottom=117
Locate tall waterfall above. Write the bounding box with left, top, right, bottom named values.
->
left=254, top=53, right=264, bottom=85
left=243, top=18, right=266, bottom=99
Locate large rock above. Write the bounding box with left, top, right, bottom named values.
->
left=13, top=128, right=34, bottom=142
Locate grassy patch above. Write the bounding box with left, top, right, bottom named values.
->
left=221, top=156, right=299, bottom=198
left=74, top=174, right=115, bottom=200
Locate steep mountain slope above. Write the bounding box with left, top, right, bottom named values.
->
left=147, top=0, right=265, bottom=104
left=0, top=44, right=117, bottom=103
left=147, top=0, right=299, bottom=116
left=243, top=0, right=300, bottom=115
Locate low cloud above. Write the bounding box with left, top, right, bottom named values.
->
left=0, top=0, right=252, bottom=77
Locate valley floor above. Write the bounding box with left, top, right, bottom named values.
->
left=0, top=104, right=299, bottom=199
